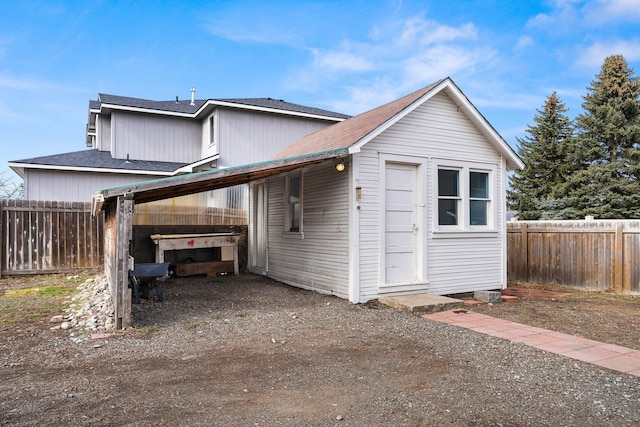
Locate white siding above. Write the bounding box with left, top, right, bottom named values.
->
left=111, top=111, right=201, bottom=163
left=214, top=108, right=336, bottom=167
left=96, top=115, right=111, bottom=151
left=265, top=161, right=350, bottom=298
left=23, top=169, right=166, bottom=202
left=356, top=91, right=506, bottom=301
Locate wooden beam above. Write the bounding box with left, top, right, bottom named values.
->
left=115, top=193, right=134, bottom=329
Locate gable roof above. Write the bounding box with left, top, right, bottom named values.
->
left=96, top=94, right=207, bottom=114
left=274, top=78, right=523, bottom=170
left=92, top=93, right=350, bottom=120
left=274, top=80, right=443, bottom=159
left=9, top=149, right=189, bottom=178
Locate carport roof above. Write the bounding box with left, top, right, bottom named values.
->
left=92, top=148, right=349, bottom=215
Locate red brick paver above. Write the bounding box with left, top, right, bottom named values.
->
left=423, top=310, right=640, bottom=377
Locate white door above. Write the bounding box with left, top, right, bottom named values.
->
left=251, top=183, right=267, bottom=272
left=384, top=163, right=418, bottom=284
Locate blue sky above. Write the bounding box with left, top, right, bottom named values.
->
left=1, top=0, right=639, bottom=186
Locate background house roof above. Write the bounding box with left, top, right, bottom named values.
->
left=9, top=149, right=188, bottom=176
left=93, top=94, right=350, bottom=119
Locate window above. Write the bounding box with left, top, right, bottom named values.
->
left=469, top=171, right=489, bottom=225
left=438, top=169, right=460, bottom=225
left=209, top=115, right=215, bottom=146
left=286, top=173, right=302, bottom=232
left=436, top=163, right=493, bottom=229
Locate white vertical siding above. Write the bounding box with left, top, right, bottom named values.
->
left=265, top=161, right=350, bottom=298
left=23, top=169, right=166, bottom=202
left=214, top=108, right=336, bottom=167
left=111, top=111, right=201, bottom=163
left=356, top=91, right=506, bottom=301
left=96, top=115, right=111, bottom=152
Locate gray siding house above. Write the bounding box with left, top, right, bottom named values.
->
left=92, top=77, right=522, bottom=312
left=9, top=93, right=348, bottom=202
left=247, top=78, right=523, bottom=301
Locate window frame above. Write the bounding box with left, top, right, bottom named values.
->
left=434, top=160, right=496, bottom=233
left=208, top=112, right=217, bottom=150
left=284, top=171, right=303, bottom=234
left=437, top=168, right=461, bottom=226
left=469, top=170, right=490, bottom=226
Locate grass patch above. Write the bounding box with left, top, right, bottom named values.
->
left=0, top=274, right=85, bottom=326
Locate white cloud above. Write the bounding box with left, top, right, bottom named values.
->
left=516, top=36, right=534, bottom=51
left=310, top=49, right=374, bottom=73
left=528, top=0, right=640, bottom=29
left=328, top=84, right=400, bottom=116
left=0, top=73, right=43, bottom=91
left=285, top=14, right=495, bottom=113
left=575, top=39, right=640, bottom=68
left=397, top=17, right=477, bottom=46
left=583, top=0, right=640, bottom=24
left=204, top=21, right=298, bottom=45
left=402, top=45, right=496, bottom=89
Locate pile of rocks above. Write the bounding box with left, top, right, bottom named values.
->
left=50, top=275, right=115, bottom=342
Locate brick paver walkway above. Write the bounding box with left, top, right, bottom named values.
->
left=423, top=310, right=640, bottom=377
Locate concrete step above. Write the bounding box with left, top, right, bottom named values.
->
left=378, top=294, right=464, bottom=314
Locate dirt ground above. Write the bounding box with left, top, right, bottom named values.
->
left=1, top=272, right=640, bottom=426
left=470, top=281, right=640, bottom=351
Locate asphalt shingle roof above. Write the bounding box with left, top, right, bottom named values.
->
left=274, top=80, right=443, bottom=159
left=95, top=94, right=350, bottom=119
left=11, top=149, right=188, bottom=173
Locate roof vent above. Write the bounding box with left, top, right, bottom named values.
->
left=190, top=87, right=196, bottom=106
left=175, top=96, right=179, bottom=103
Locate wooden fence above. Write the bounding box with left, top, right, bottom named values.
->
left=1, top=199, right=249, bottom=276
left=0, top=200, right=104, bottom=276
left=507, top=219, right=640, bottom=293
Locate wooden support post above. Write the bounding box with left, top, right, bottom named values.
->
left=115, top=194, right=134, bottom=329
left=613, top=223, right=624, bottom=293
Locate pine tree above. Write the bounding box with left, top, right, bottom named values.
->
left=566, top=55, right=640, bottom=218
left=508, top=92, right=575, bottom=219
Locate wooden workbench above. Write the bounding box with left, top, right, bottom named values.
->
left=149, top=233, right=240, bottom=276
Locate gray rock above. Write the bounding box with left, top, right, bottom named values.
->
left=60, top=322, right=72, bottom=330
left=474, top=290, right=502, bottom=303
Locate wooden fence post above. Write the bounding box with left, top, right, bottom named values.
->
left=0, top=200, right=3, bottom=278
left=614, top=222, right=624, bottom=292
left=520, top=223, right=528, bottom=281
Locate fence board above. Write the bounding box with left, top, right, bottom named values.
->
left=508, top=219, right=640, bottom=293
left=1, top=199, right=248, bottom=275
left=0, top=199, right=104, bottom=274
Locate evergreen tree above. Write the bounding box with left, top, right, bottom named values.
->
left=566, top=55, right=640, bottom=218
left=508, top=92, right=575, bottom=219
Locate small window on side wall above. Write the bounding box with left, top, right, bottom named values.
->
left=286, top=173, right=302, bottom=232
left=209, top=115, right=215, bottom=146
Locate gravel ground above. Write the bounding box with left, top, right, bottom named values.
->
left=1, top=273, right=640, bottom=426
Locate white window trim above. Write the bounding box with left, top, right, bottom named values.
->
left=433, top=159, right=497, bottom=235
left=284, top=171, right=303, bottom=235
left=208, top=111, right=217, bottom=151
